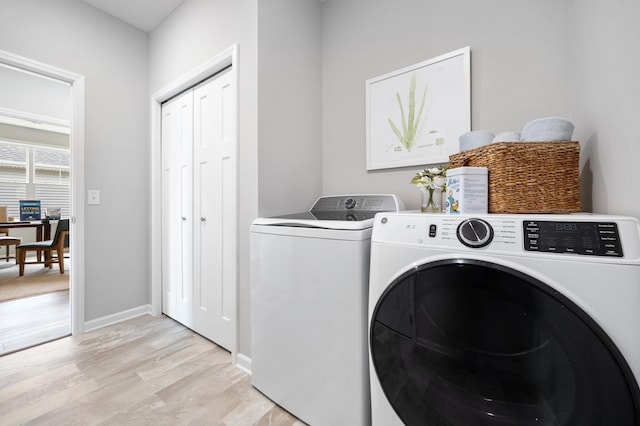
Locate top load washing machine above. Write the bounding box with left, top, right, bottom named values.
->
left=368, top=212, right=640, bottom=425
left=251, top=194, right=404, bottom=426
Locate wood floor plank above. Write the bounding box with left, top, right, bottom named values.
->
left=0, top=290, right=70, bottom=355
left=0, top=314, right=306, bottom=425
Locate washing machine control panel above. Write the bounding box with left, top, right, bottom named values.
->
left=524, top=220, right=623, bottom=257
left=372, top=213, right=640, bottom=260
left=311, top=195, right=402, bottom=212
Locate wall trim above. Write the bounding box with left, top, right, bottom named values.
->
left=0, top=106, right=70, bottom=134
left=150, top=44, right=240, bottom=361
left=84, top=305, right=153, bottom=333
left=0, top=49, right=86, bottom=336
left=235, top=353, right=252, bottom=375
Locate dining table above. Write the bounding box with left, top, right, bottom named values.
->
left=0, top=220, right=52, bottom=260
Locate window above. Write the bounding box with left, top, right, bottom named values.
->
left=34, top=147, right=70, bottom=218
left=0, top=141, right=70, bottom=219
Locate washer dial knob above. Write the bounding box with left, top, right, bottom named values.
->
left=457, top=218, right=494, bottom=248
left=345, top=198, right=356, bottom=209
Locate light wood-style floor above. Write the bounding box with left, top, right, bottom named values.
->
left=0, top=290, right=70, bottom=356
left=0, top=314, right=305, bottom=426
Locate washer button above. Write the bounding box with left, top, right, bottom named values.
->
left=429, top=224, right=437, bottom=237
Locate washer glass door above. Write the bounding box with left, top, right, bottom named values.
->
left=370, top=259, right=640, bottom=425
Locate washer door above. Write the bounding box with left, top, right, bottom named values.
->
left=370, top=259, right=640, bottom=425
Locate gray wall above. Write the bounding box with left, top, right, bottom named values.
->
left=258, top=0, right=323, bottom=216
left=0, top=0, right=150, bottom=321
left=568, top=0, right=640, bottom=217
left=321, top=0, right=571, bottom=210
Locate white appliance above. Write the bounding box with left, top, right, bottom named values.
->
left=250, top=194, right=403, bottom=426
left=368, top=212, right=640, bottom=425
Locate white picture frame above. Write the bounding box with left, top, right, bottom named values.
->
left=366, top=47, right=471, bottom=170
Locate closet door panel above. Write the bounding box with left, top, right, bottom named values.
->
left=161, top=90, right=194, bottom=328
left=192, top=69, right=235, bottom=350
left=219, top=72, right=236, bottom=345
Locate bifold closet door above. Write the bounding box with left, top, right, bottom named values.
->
left=161, top=90, right=194, bottom=329
left=161, top=68, right=236, bottom=351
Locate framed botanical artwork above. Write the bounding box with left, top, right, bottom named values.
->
left=365, top=46, right=471, bottom=170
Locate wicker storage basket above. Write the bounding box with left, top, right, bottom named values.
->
left=448, top=141, right=581, bottom=213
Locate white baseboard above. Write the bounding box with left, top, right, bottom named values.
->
left=235, top=352, right=252, bottom=375
left=84, top=304, right=153, bottom=332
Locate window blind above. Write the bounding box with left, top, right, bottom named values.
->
left=0, top=143, right=28, bottom=184
left=0, top=183, right=27, bottom=218
left=36, top=184, right=70, bottom=218
left=34, top=147, right=70, bottom=185
left=0, top=142, right=70, bottom=219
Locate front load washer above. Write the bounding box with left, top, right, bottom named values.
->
left=251, top=194, right=403, bottom=426
left=368, top=212, right=640, bottom=425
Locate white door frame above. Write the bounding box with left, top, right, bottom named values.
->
left=0, top=49, right=86, bottom=335
left=150, top=44, right=239, bottom=360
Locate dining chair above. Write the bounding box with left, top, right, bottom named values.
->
left=0, top=205, right=9, bottom=236
left=0, top=236, right=21, bottom=261
left=0, top=206, right=16, bottom=258
left=16, top=219, right=69, bottom=276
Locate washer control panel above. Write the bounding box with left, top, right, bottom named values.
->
left=523, top=220, right=623, bottom=257
left=311, top=194, right=402, bottom=212
left=371, top=212, right=640, bottom=262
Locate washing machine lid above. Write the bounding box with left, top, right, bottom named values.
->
left=252, top=194, right=404, bottom=231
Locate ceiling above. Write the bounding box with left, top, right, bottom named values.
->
left=81, top=0, right=185, bottom=33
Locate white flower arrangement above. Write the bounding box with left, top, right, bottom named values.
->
left=411, top=166, right=448, bottom=192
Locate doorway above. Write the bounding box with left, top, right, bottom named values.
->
left=0, top=117, right=71, bottom=354
left=0, top=49, right=85, bottom=353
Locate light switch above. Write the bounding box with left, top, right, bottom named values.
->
left=88, top=189, right=101, bottom=205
